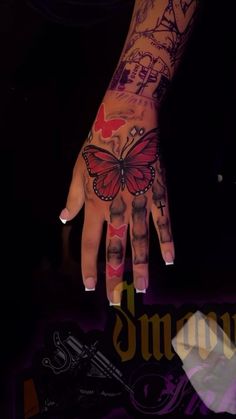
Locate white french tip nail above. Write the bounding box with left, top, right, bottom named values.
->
left=109, top=301, right=121, bottom=306
left=85, top=287, right=96, bottom=291
left=59, top=217, right=67, bottom=224
left=165, top=261, right=174, bottom=265
left=136, top=288, right=146, bottom=294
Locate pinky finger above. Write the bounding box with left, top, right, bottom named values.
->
left=151, top=198, right=175, bottom=265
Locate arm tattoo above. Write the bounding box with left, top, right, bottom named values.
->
left=109, top=0, right=199, bottom=101
left=131, top=195, right=149, bottom=264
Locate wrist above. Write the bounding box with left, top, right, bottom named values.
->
left=102, top=89, right=160, bottom=114
left=88, top=92, right=159, bottom=148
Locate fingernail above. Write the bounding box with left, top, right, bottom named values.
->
left=59, top=217, right=67, bottom=224
left=136, top=277, right=147, bottom=291
left=59, top=208, right=69, bottom=224
left=84, top=277, right=96, bottom=290
left=109, top=301, right=121, bottom=306
left=109, top=290, right=121, bottom=306
left=136, top=288, right=146, bottom=294
left=164, top=251, right=174, bottom=265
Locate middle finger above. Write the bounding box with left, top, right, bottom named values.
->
left=130, top=194, right=150, bottom=293
left=105, top=195, right=129, bottom=305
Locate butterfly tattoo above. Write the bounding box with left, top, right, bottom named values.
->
left=82, top=128, right=158, bottom=201
left=94, top=104, right=126, bottom=138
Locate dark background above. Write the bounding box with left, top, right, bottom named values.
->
left=0, top=0, right=236, bottom=417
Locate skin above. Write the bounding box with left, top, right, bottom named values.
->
left=59, top=0, right=199, bottom=304
left=60, top=94, right=174, bottom=303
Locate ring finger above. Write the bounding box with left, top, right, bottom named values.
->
left=130, top=194, right=150, bottom=293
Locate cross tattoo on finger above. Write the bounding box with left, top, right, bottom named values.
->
left=157, top=201, right=166, bottom=216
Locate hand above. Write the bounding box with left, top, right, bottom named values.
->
left=59, top=93, right=175, bottom=305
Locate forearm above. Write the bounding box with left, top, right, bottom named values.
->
left=105, top=0, right=199, bottom=107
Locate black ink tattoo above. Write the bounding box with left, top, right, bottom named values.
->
left=136, top=0, right=155, bottom=25
left=152, top=178, right=166, bottom=204
left=109, top=0, right=198, bottom=100
left=131, top=195, right=149, bottom=264
left=107, top=237, right=123, bottom=265
left=109, top=196, right=127, bottom=224
left=110, top=52, right=170, bottom=98
left=157, top=201, right=166, bottom=216
left=157, top=218, right=172, bottom=243
left=152, top=74, right=170, bottom=101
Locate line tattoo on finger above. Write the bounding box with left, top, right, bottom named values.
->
left=107, top=237, right=123, bottom=265
left=109, top=196, right=127, bottom=224
left=131, top=195, right=149, bottom=265
left=152, top=178, right=166, bottom=205
left=157, top=218, right=172, bottom=243
left=152, top=161, right=167, bottom=209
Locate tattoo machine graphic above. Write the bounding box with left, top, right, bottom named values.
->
left=42, top=331, right=134, bottom=395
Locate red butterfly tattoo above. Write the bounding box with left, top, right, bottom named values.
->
left=94, top=104, right=126, bottom=138
left=82, top=128, right=158, bottom=201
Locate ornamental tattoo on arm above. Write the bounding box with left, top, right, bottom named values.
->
left=82, top=126, right=158, bottom=201
left=109, top=0, right=198, bottom=101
